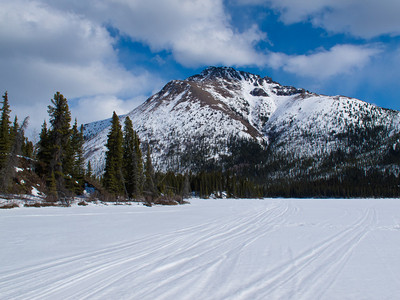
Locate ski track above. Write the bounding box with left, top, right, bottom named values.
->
left=1, top=199, right=395, bottom=299
left=229, top=208, right=377, bottom=300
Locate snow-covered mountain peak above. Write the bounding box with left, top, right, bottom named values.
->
left=189, top=66, right=247, bottom=82
left=83, top=67, right=400, bottom=178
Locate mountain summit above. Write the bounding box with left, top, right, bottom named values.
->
left=84, top=67, right=400, bottom=183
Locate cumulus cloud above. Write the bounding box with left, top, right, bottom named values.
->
left=2, top=0, right=394, bottom=139
left=268, top=44, right=382, bottom=78
left=70, top=95, right=147, bottom=125
left=0, top=0, right=269, bottom=137
left=0, top=0, right=158, bottom=134
left=236, top=0, right=400, bottom=38
left=45, top=0, right=268, bottom=67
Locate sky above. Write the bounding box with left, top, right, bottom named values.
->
left=1, top=0, right=400, bottom=139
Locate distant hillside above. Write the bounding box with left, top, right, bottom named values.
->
left=83, top=67, right=400, bottom=193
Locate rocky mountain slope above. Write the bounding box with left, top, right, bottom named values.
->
left=83, top=67, right=400, bottom=181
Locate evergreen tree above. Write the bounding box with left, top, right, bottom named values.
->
left=134, top=131, right=144, bottom=195
left=9, top=116, right=19, bottom=148
left=103, top=112, right=124, bottom=196
left=86, top=161, right=93, bottom=178
left=70, top=120, right=85, bottom=194
left=122, top=116, right=138, bottom=199
left=36, top=121, right=52, bottom=178
left=143, top=145, right=157, bottom=200
left=0, top=92, right=11, bottom=170
left=1, top=117, right=29, bottom=191
left=47, top=92, right=72, bottom=194
left=47, top=171, right=57, bottom=200
left=182, top=173, right=191, bottom=198
left=76, top=125, right=85, bottom=174
left=10, top=117, right=28, bottom=158
left=22, top=137, right=34, bottom=158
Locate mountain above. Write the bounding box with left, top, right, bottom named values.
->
left=83, top=66, right=400, bottom=184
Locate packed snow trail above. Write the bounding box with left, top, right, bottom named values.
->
left=1, top=199, right=400, bottom=299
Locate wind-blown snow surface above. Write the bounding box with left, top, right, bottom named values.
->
left=1, top=198, right=400, bottom=299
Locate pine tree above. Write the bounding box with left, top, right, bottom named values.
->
left=47, top=92, right=72, bottom=195
left=122, top=116, right=137, bottom=199
left=0, top=92, right=11, bottom=170
left=143, top=145, right=157, bottom=200
left=103, top=112, right=124, bottom=196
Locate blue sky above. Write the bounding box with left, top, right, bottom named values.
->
left=1, top=0, right=400, bottom=138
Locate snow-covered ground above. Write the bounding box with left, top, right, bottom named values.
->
left=1, top=198, right=400, bottom=299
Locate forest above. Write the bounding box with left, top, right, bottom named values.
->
left=1, top=91, right=400, bottom=206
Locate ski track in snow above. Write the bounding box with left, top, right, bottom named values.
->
left=1, top=199, right=400, bottom=299
left=229, top=208, right=376, bottom=300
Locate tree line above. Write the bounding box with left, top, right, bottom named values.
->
left=101, top=111, right=159, bottom=203
left=0, top=92, right=33, bottom=192
left=1, top=90, right=400, bottom=201
left=0, top=91, right=177, bottom=204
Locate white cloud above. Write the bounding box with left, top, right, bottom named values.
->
left=70, top=95, right=147, bottom=126
left=0, top=0, right=270, bottom=137
left=237, top=0, right=400, bottom=38
left=45, top=0, right=268, bottom=67
left=268, top=44, right=382, bottom=78
left=0, top=0, right=158, bottom=135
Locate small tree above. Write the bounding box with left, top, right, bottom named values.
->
left=0, top=91, right=11, bottom=170
left=86, top=161, right=93, bottom=178
left=134, top=131, right=144, bottom=195
left=143, top=145, right=157, bottom=201
left=1, top=117, right=29, bottom=191
left=22, top=137, right=34, bottom=158
left=182, top=173, right=191, bottom=199
left=70, top=121, right=85, bottom=194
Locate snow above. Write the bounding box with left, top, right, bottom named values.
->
left=31, top=186, right=41, bottom=196
left=1, top=198, right=400, bottom=299
left=83, top=67, right=400, bottom=175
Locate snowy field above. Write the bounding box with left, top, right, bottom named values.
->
left=1, top=198, right=400, bottom=300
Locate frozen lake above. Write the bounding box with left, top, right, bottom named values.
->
left=1, top=198, right=400, bottom=299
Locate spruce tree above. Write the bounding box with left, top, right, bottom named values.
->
left=22, top=137, right=33, bottom=158
left=9, top=116, right=19, bottom=148
left=122, top=116, right=137, bottom=199
left=47, top=92, right=72, bottom=195
left=134, top=131, right=144, bottom=195
left=86, top=161, right=93, bottom=178
left=36, top=121, right=52, bottom=178
left=75, top=125, right=85, bottom=176
left=1, top=116, right=29, bottom=191
left=182, top=173, right=191, bottom=199
left=69, top=120, right=85, bottom=194
left=103, top=112, right=124, bottom=196
left=0, top=92, right=11, bottom=170
left=143, top=145, right=157, bottom=200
